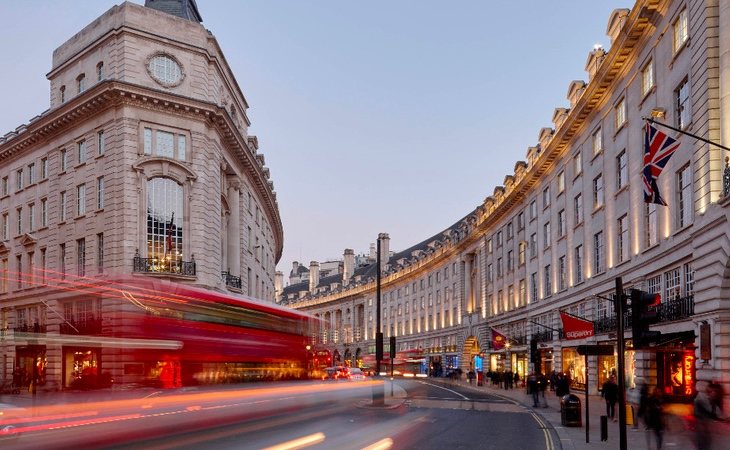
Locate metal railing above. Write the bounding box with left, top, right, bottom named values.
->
left=60, top=318, right=103, bottom=335
left=532, top=330, right=553, bottom=343
left=221, top=271, right=242, bottom=289
left=133, top=255, right=196, bottom=276
left=592, top=295, right=694, bottom=334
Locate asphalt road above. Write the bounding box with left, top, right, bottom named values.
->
left=2, top=379, right=558, bottom=450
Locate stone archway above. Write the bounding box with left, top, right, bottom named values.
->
left=462, top=335, right=480, bottom=373
left=343, top=348, right=352, bottom=366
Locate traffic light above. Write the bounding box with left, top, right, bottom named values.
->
left=630, top=289, right=661, bottom=348
left=390, top=336, right=396, bottom=359
left=530, top=338, right=538, bottom=363
left=375, top=332, right=383, bottom=361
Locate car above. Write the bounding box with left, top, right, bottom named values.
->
left=0, top=403, right=26, bottom=441
left=322, top=366, right=349, bottom=381
left=348, top=368, right=367, bottom=381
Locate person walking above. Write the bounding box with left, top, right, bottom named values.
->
left=694, top=381, right=723, bottom=450
left=601, top=375, right=619, bottom=421
left=645, top=389, right=665, bottom=450
left=527, top=372, right=539, bottom=407
left=538, top=372, right=548, bottom=408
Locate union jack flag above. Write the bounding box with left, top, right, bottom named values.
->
left=643, top=121, right=681, bottom=205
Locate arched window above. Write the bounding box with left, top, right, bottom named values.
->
left=146, top=177, right=183, bottom=266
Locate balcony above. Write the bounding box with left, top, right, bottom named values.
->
left=592, top=295, right=694, bottom=334
left=532, top=330, right=553, bottom=343
left=221, top=271, right=242, bottom=290
left=60, top=318, right=103, bottom=335
left=14, top=323, right=47, bottom=333
left=133, top=254, right=196, bottom=276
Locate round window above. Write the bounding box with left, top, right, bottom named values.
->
left=147, top=54, right=184, bottom=87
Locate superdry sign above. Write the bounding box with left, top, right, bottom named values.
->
left=560, top=311, right=595, bottom=340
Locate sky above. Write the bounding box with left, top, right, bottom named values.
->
left=0, top=1, right=627, bottom=284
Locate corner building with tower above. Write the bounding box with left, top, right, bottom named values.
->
left=284, top=0, right=730, bottom=402
left=0, top=1, right=282, bottom=390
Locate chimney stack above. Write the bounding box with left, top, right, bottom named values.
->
left=378, top=233, right=390, bottom=270
left=369, top=243, right=376, bottom=261
left=343, top=249, right=355, bottom=285
left=309, top=261, right=320, bottom=292
left=290, top=261, right=299, bottom=284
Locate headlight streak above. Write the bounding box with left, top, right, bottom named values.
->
left=362, top=438, right=394, bottom=450
left=261, top=432, right=326, bottom=450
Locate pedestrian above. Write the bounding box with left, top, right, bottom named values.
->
left=538, top=372, right=548, bottom=407
left=645, top=389, right=664, bottom=450
left=694, top=381, right=722, bottom=450
left=514, top=371, right=520, bottom=388
left=601, top=375, right=619, bottom=421
left=527, top=372, right=539, bottom=407
left=467, top=369, right=475, bottom=384
left=549, top=370, right=557, bottom=391
left=556, top=373, right=570, bottom=398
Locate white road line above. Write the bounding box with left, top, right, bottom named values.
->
left=417, top=381, right=469, bottom=400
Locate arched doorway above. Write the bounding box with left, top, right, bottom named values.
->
left=462, top=336, right=480, bottom=372
left=343, top=348, right=352, bottom=367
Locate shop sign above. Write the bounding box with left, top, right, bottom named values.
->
left=684, top=354, right=694, bottom=396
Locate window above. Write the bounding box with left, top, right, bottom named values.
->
left=543, top=222, right=551, bottom=247
left=16, top=255, right=22, bottom=289
left=684, top=263, right=694, bottom=296
left=618, top=214, right=629, bottom=263
left=574, top=245, right=584, bottom=284
left=16, top=168, right=23, bottom=191
left=617, top=150, right=627, bottom=189
left=557, top=210, right=566, bottom=237
left=544, top=265, right=552, bottom=297
left=97, top=62, right=104, bottom=81
left=0, top=258, right=7, bottom=293
left=508, top=286, right=515, bottom=310
left=593, top=175, right=604, bottom=208
left=677, top=164, right=692, bottom=228
left=496, top=231, right=503, bottom=247
left=507, top=250, right=514, bottom=271
left=60, top=86, right=66, bottom=103
left=148, top=54, right=183, bottom=85
left=642, top=60, right=654, bottom=96
left=78, top=140, right=87, bottom=164
left=59, top=191, right=67, bottom=222
left=77, top=184, right=86, bottom=216
left=28, top=163, right=35, bottom=185
left=40, top=248, right=47, bottom=283
left=530, top=272, right=538, bottom=303
left=518, top=212, right=525, bottom=230
left=146, top=178, right=184, bottom=264
left=97, top=176, right=105, bottom=209
left=573, top=152, right=583, bottom=177
left=60, top=148, right=68, bottom=172
left=558, top=171, right=565, bottom=193
left=574, top=193, right=583, bottom=224
left=143, top=127, right=187, bottom=161
left=497, top=258, right=503, bottom=277
left=519, top=279, right=526, bottom=307
left=543, top=186, right=551, bottom=208
left=615, top=98, right=626, bottom=130
left=59, top=244, right=66, bottom=278
left=558, top=256, right=566, bottom=291
left=507, top=222, right=513, bottom=240
left=1, top=176, right=7, bottom=196
left=530, top=233, right=537, bottom=258
left=665, top=267, right=681, bottom=301
left=673, top=9, right=688, bottom=53
left=28, top=204, right=35, bottom=231
left=592, top=128, right=603, bottom=155
left=1, top=213, right=7, bottom=240
left=41, top=158, right=48, bottom=179
left=77, top=74, right=86, bottom=94
left=77, top=238, right=86, bottom=277
left=518, top=241, right=526, bottom=266
left=487, top=239, right=493, bottom=253
left=529, top=200, right=537, bottom=220
left=646, top=202, right=658, bottom=247
left=98, top=130, right=105, bottom=156
left=593, top=231, right=605, bottom=274
left=41, top=198, right=47, bottom=228
left=16, top=207, right=22, bottom=235
left=676, top=78, right=690, bottom=130
left=487, top=263, right=493, bottom=283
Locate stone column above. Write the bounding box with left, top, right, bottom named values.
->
left=226, top=181, right=241, bottom=277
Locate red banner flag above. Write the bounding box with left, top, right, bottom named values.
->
left=491, top=328, right=508, bottom=350
left=560, top=311, right=595, bottom=340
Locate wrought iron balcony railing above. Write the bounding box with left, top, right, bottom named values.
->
left=221, top=271, right=242, bottom=289
left=60, top=318, right=103, bottom=335
left=592, top=295, right=694, bottom=334
left=133, top=255, right=196, bottom=276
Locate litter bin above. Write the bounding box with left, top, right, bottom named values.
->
left=560, top=394, right=582, bottom=427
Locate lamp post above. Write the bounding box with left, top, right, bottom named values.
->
left=372, top=234, right=385, bottom=406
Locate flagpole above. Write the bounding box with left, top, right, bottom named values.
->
left=644, top=117, right=730, bottom=152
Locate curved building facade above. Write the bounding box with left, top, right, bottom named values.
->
left=0, top=1, right=281, bottom=389
left=286, top=0, right=730, bottom=399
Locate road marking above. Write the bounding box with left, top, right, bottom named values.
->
left=417, top=381, right=469, bottom=400
left=529, top=412, right=555, bottom=450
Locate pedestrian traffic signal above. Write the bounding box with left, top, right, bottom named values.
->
left=389, top=336, right=396, bottom=359
left=630, top=289, right=661, bottom=348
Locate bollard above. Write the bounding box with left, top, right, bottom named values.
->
left=600, top=415, right=608, bottom=441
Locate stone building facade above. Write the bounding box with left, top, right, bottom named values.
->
left=0, top=1, right=281, bottom=389
left=287, top=0, right=730, bottom=400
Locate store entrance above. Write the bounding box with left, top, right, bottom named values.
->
left=63, top=347, right=103, bottom=389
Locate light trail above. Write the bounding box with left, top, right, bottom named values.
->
left=261, top=432, right=326, bottom=450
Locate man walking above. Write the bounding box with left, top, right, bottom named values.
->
left=602, top=375, right=619, bottom=421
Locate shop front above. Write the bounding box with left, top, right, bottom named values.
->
left=511, top=352, right=528, bottom=382
left=657, top=349, right=695, bottom=402
left=63, top=346, right=104, bottom=389
left=536, top=347, right=553, bottom=375
left=562, top=347, right=586, bottom=389
left=15, top=345, right=47, bottom=389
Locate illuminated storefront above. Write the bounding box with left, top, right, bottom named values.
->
left=658, top=350, right=695, bottom=402
left=562, top=347, right=586, bottom=389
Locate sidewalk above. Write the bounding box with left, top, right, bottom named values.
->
left=438, top=379, right=730, bottom=450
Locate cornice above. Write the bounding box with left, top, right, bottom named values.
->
left=0, top=79, right=283, bottom=261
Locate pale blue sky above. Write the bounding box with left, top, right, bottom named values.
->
left=0, top=1, right=626, bottom=282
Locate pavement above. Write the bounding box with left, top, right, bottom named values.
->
left=435, top=378, right=730, bottom=450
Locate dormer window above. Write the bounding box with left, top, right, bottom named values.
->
left=77, top=74, right=86, bottom=94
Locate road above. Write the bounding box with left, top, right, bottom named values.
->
left=2, top=379, right=558, bottom=449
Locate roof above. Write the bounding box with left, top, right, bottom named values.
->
left=144, top=0, right=202, bottom=23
